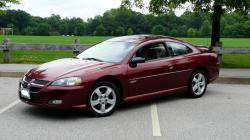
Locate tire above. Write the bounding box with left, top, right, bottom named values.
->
left=187, top=70, right=208, bottom=98
left=87, top=81, right=120, bottom=117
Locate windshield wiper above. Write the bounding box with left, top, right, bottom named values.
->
left=82, top=58, right=104, bottom=62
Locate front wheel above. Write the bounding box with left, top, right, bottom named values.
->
left=187, top=70, right=208, bottom=98
left=87, top=81, right=120, bottom=117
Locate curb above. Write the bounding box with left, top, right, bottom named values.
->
left=213, top=77, right=250, bottom=85
left=1, top=71, right=250, bottom=85
left=0, top=72, right=25, bottom=78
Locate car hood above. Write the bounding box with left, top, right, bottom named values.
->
left=27, top=58, right=113, bottom=81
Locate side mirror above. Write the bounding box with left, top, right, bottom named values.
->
left=130, top=57, right=146, bottom=64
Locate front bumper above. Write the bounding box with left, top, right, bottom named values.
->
left=18, top=81, right=88, bottom=109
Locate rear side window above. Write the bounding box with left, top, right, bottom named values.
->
left=167, top=42, right=192, bottom=56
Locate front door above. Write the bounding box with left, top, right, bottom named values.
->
left=127, top=42, right=176, bottom=97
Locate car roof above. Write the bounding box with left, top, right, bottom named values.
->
left=107, top=35, right=185, bottom=44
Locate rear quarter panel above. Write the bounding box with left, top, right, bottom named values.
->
left=195, top=51, right=220, bottom=83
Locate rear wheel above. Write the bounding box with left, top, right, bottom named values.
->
left=87, top=81, right=120, bottom=117
left=187, top=70, right=208, bottom=98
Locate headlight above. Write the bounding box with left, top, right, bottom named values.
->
left=51, top=77, right=82, bottom=86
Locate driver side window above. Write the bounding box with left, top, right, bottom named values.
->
left=133, top=42, right=169, bottom=61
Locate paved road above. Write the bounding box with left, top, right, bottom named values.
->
left=0, top=77, right=250, bottom=140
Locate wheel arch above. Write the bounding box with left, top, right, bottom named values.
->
left=93, top=75, right=123, bottom=101
left=192, top=66, right=210, bottom=83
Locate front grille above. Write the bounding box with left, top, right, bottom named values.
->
left=32, top=80, right=49, bottom=85
left=20, top=76, right=50, bottom=104
left=20, top=94, right=49, bottom=104
left=30, top=94, right=49, bottom=104
left=29, top=86, right=42, bottom=93
left=21, top=76, right=49, bottom=93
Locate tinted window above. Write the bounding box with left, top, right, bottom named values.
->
left=167, top=42, right=192, bottom=56
left=77, top=41, right=135, bottom=63
left=133, top=43, right=169, bottom=61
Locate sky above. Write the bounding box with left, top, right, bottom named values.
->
left=8, top=0, right=185, bottom=20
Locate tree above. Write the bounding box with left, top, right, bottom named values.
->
left=127, top=27, right=134, bottom=35
left=95, top=24, right=106, bottom=36
left=46, top=14, right=61, bottom=33
left=122, top=0, right=250, bottom=47
left=116, top=26, right=125, bottom=36
left=4, top=10, right=31, bottom=31
left=1, top=8, right=249, bottom=37
left=170, top=29, right=178, bottom=37
left=34, top=23, right=50, bottom=36
left=59, top=23, right=69, bottom=35
left=74, top=23, right=86, bottom=36
left=200, top=20, right=211, bottom=37
left=187, top=28, right=199, bottom=37
left=0, top=0, right=19, bottom=7
left=151, top=25, right=166, bottom=35
left=23, top=26, right=35, bottom=35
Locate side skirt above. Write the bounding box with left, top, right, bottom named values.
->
left=124, top=86, right=188, bottom=102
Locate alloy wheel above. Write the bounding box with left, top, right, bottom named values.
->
left=192, top=73, right=206, bottom=96
left=90, top=86, right=117, bottom=114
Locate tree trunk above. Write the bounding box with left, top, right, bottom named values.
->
left=211, top=4, right=223, bottom=47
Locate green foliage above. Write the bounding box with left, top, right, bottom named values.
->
left=122, top=0, right=250, bottom=14
left=116, top=26, right=125, bottom=36
left=187, top=28, right=199, bottom=37
left=59, top=24, right=69, bottom=35
left=122, top=0, right=250, bottom=46
left=170, top=29, right=178, bottom=37
left=49, top=31, right=60, bottom=36
left=0, top=8, right=250, bottom=38
left=199, top=20, right=211, bottom=37
left=151, top=25, right=166, bottom=35
left=0, top=0, right=19, bottom=8
left=95, top=24, right=106, bottom=36
left=34, top=23, right=50, bottom=36
left=74, top=23, right=85, bottom=36
left=23, top=26, right=34, bottom=35
left=0, top=10, right=31, bottom=33
left=127, top=28, right=134, bottom=35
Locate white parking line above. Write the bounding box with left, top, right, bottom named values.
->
left=150, top=103, right=162, bottom=137
left=0, top=100, right=20, bottom=115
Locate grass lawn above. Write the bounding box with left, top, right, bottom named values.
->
left=222, top=54, right=250, bottom=68
left=1, top=50, right=250, bottom=68
left=0, top=35, right=250, bottom=48
left=0, top=50, right=72, bottom=64
left=182, top=38, right=250, bottom=48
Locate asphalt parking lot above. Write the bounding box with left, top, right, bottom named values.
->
left=1, top=77, right=250, bottom=140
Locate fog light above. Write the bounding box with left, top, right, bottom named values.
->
left=49, top=100, right=63, bottom=105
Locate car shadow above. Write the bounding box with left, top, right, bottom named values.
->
left=21, top=90, right=213, bottom=120
left=119, top=89, right=214, bottom=111
left=21, top=106, right=89, bottom=121
left=119, top=92, right=186, bottom=111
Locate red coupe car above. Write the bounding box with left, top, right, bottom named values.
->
left=19, top=35, right=219, bottom=117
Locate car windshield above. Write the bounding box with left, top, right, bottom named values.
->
left=77, top=41, right=135, bottom=63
